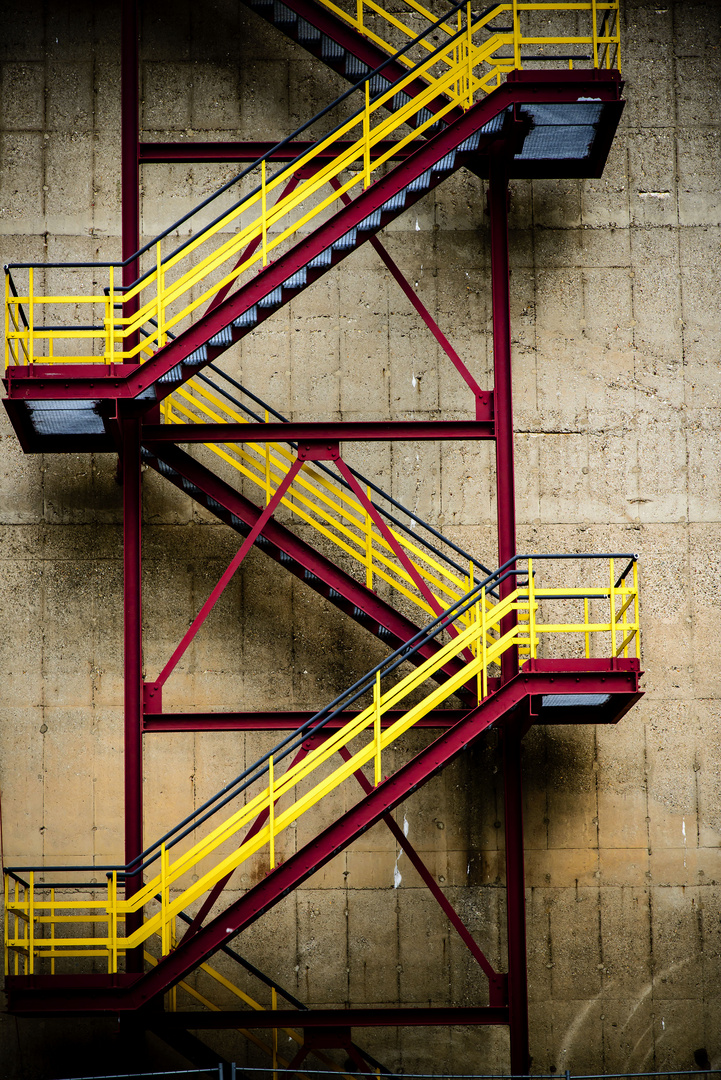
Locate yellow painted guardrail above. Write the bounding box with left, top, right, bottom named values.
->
left=316, top=0, right=620, bottom=80
left=4, top=1, right=620, bottom=370
left=4, top=555, right=639, bottom=975
left=161, top=378, right=489, bottom=633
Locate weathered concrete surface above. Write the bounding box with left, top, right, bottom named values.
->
left=1, top=0, right=720, bottom=1074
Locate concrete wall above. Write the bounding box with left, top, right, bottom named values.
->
left=1, top=0, right=720, bottom=1074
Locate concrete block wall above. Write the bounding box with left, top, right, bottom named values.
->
left=0, top=0, right=720, bottom=1073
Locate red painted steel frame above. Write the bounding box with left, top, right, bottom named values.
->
left=122, top=416, right=143, bottom=972
left=142, top=708, right=476, bottom=731
left=121, top=0, right=140, bottom=354
left=138, top=140, right=419, bottom=163
left=142, top=418, right=494, bottom=442
left=328, top=175, right=486, bottom=402
left=489, top=161, right=529, bottom=1073
left=154, top=457, right=303, bottom=688
left=339, top=745, right=505, bottom=998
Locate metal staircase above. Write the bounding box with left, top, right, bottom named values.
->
left=2, top=1, right=635, bottom=1073
left=5, top=555, right=641, bottom=995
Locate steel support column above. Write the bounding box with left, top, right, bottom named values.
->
left=489, top=160, right=518, bottom=686
left=489, top=160, right=529, bottom=1073
left=121, top=0, right=140, bottom=351
left=503, top=717, right=530, bottom=1074
left=122, top=416, right=144, bottom=972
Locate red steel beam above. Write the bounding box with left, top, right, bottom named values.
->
left=488, top=158, right=528, bottom=1074
left=141, top=418, right=493, bottom=442
left=122, top=417, right=144, bottom=972
left=121, top=0, right=140, bottom=355
left=339, top=745, right=505, bottom=997
left=489, top=163, right=518, bottom=686
left=329, top=176, right=486, bottom=404
left=142, top=709, right=476, bottom=732
left=145, top=1007, right=509, bottom=1029
left=138, top=140, right=417, bottom=163
left=154, top=457, right=303, bottom=689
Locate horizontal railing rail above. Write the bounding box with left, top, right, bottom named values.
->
left=4, top=554, right=639, bottom=975
left=310, top=0, right=620, bottom=77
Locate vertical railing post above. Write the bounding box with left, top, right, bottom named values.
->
left=365, top=486, right=374, bottom=589
left=269, top=754, right=275, bottom=869
left=261, top=159, right=268, bottom=267
left=110, top=871, right=118, bottom=974
left=160, top=842, right=169, bottom=955
left=481, top=586, right=487, bottom=701
left=356, top=0, right=363, bottom=32
left=528, top=557, right=536, bottom=660
left=156, top=242, right=164, bottom=350
left=108, top=265, right=115, bottom=364
left=264, top=411, right=272, bottom=505
left=27, top=872, right=34, bottom=975
left=591, top=0, right=599, bottom=68
left=272, top=985, right=278, bottom=1080
left=512, top=0, right=521, bottom=69
left=49, top=888, right=56, bottom=975
left=364, top=80, right=371, bottom=190
left=633, top=560, right=640, bottom=659
left=13, top=879, right=20, bottom=975
left=584, top=597, right=590, bottom=659
left=466, top=1, right=472, bottom=109
left=374, top=670, right=382, bottom=786
left=4, top=270, right=9, bottom=370
left=3, top=874, right=8, bottom=976
left=609, top=557, right=617, bottom=657
left=27, top=267, right=34, bottom=365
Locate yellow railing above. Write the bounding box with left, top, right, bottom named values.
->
left=161, top=379, right=487, bottom=633
left=4, top=1, right=620, bottom=371
left=4, top=555, right=639, bottom=975
left=316, top=0, right=620, bottom=79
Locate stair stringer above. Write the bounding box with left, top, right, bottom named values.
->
left=142, top=440, right=477, bottom=701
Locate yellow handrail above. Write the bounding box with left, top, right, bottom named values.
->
left=4, top=556, right=639, bottom=973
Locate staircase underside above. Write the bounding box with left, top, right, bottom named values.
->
left=5, top=659, right=641, bottom=1018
